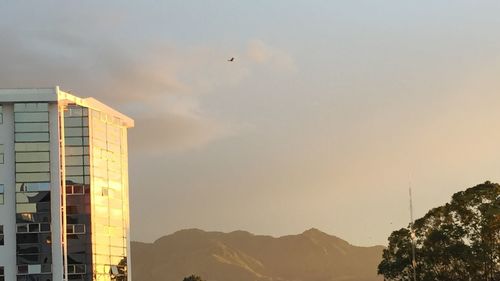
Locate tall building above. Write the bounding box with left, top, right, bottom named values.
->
left=0, top=87, right=134, bottom=281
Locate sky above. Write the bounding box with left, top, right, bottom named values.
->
left=1, top=1, right=500, bottom=246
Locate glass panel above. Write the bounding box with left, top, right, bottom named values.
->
left=65, top=147, right=85, bottom=156
left=14, top=112, right=49, bottom=122
left=16, top=203, right=37, bottom=213
left=17, top=224, right=28, bottom=233
left=15, top=152, right=50, bottom=162
left=16, top=192, right=50, bottom=203
left=68, top=107, right=83, bottom=117
left=16, top=173, right=51, bottom=182
left=28, top=223, right=40, bottom=233
left=74, top=224, right=85, bottom=234
left=16, top=183, right=50, bottom=192
left=66, top=167, right=85, bottom=176
left=15, top=133, right=50, bottom=142
left=65, top=128, right=86, bottom=137
left=14, top=103, right=48, bottom=112
left=66, top=176, right=84, bottom=185
left=15, top=143, right=50, bottom=152
left=15, top=123, right=49, bottom=133
left=64, top=117, right=83, bottom=127
left=28, top=264, right=41, bottom=274
left=65, top=137, right=83, bottom=146
left=40, top=223, right=50, bottom=232
left=65, top=156, right=84, bottom=166
left=16, top=163, right=50, bottom=172
left=17, top=264, right=28, bottom=274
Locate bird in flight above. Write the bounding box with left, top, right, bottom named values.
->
left=228, top=57, right=235, bottom=62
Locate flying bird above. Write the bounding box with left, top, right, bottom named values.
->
left=228, top=57, right=235, bottom=62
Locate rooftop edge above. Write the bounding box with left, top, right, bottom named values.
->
left=0, top=86, right=134, bottom=128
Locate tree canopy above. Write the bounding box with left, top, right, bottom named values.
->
left=182, top=275, right=206, bottom=281
left=378, top=181, right=499, bottom=281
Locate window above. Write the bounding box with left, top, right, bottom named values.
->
left=67, top=264, right=86, bottom=274
left=66, top=184, right=85, bottom=195
left=0, top=105, right=3, bottom=124
left=0, top=265, right=4, bottom=281
left=67, top=224, right=85, bottom=234
left=0, top=225, right=4, bottom=245
left=16, top=223, right=50, bottom=233
left=0, top=145, right=4, bottom=164
left=0, top=184, right=3, bottom=204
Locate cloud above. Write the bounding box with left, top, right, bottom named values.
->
left=128, top=94, right=232, bottom=153
left=129, top=112, right=228, bottom=153
left=245, top=40, right=298, bottom=73
left=0, top=28, right=186, bottom=103
left=0, top=21, right=296, bottom=153
left=0, top=27, right=232, bottom=152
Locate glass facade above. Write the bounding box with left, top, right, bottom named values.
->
left=63, top=105, right=92, bottom=281
left=62, top=104, right=129, bottom=281
left=88, top=109, right=128, bottom=281
left=14, top=103, right=53, bottom=281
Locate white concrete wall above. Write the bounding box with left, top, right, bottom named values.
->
left=0, top=103, right=17, bottom=281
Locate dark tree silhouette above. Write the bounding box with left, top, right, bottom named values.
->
left=183, top=275, right=206, bottom=281
left=378, top=181, right=500, bottom=281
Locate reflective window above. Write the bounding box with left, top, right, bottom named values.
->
left=0, top=184, right=3, bottom=205
left=16, top=173, right=51, bottom=183
left=0, top=105, right=3, bottom=124
left=16, top=224, right=28, bottom=233
left=17, top=265, right=28, bottom=274
left=61, top=105, right=130, bottom=280
left=15, top=143, right=50, bottom=152
left=67, top=264, right=86, bottom=274
left=67, top=224, right=86, bottom=234
left=14, top=103, right=52, bottom=281
left=66, top=184, right=86, bottom=195
left=16, top=183, right=50, bottom=192
left=16, top=163, right=50, bottom=173
left=0, top=144, right=4, bottom=164
left=15, top=123, right=49, bottom=133
left=16, top=223, right=50, bottom=234
left=64, top=117, right=83, bottom=127
left=15, top=152, right=50, bottom=163
left=0, top=225, right=4, bottom=245
left=89, top=109, right=129, bottom=280
left=16, top=192, right=50, bottom=203
left=14, top=112, right=49, bottom=122
left=14, top=103, right=48, bottom=112
left=15, top=133, right=50, bottom=142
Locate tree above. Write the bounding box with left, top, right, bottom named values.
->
left=378, top=181, right=499, bottom=281
left=183, top=275, right=206, bottom=281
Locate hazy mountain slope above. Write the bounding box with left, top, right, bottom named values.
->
left=131, top=228, right=384, bottom=281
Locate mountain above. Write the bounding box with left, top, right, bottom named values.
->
left=131, top=228, right=384, bottom=281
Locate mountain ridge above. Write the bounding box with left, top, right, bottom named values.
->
left=131, top=228, right=384, bottom=281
